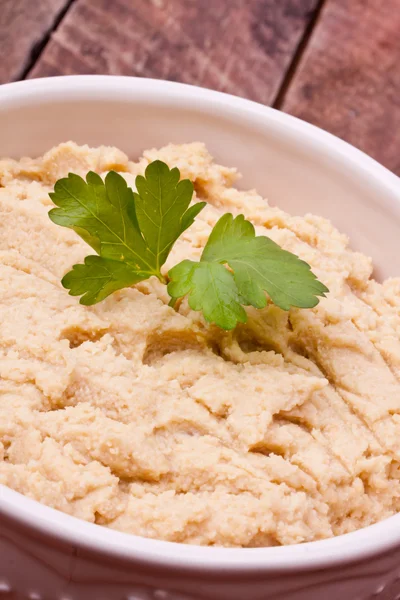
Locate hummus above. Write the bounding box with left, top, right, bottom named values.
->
left=1, top=141, right=400, bottom=547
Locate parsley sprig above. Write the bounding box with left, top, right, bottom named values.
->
left=49, top=161, right=328, bottom=329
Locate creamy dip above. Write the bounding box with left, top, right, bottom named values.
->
left=1, top=141, right=400, bottom=547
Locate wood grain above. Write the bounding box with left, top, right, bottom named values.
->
left=0, top=0, right=72, bottom=84
left=281, top=0, right=400, bottom=174
left=29, top=0, right=321, bottom=105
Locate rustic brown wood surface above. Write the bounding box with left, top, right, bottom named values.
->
left=281, top=0, right=400, bottom=175
left=1, top=0, right=400, bottom=174
left=28, top=0, right=321, bottom=105
left=0, top=0, right=71, bottom=83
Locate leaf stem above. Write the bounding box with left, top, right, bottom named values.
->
left=168, top=297, right=177, bottom=308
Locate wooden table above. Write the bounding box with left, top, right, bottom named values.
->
left=2, top=0, right=400, bottom=174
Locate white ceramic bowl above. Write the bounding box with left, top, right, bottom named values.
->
left=1, top=76, right=400, bottom=600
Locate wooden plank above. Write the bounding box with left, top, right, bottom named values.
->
left=29, top=0, right=321, bottom=105
left=281, top=0, right=400, bottom=175
left=0, top=0, right=72, bottom=84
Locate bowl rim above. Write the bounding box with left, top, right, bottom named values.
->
left=1, top=74, right=400, bottom=574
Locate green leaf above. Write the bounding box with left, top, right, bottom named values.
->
left=168, top=260, right=247, bottom=330
left=168, top=213, right=328, bottom=329
left=62, top=255, right=148, bottom=305
left=49, top=171, right=156, bottom=274
left=134, top=160, right=206, bottom=270
left=49, top=162, right=206, bottom=306
left=202, top=214, right=329, bottom=311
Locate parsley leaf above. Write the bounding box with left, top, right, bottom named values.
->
left=168, top=213, right=328, bottom=329
left=62, top=256, right=150, bottom=305
left=49, top=161, right=205, bottom=303
left=167, top=259, right=248, bottom=330
left=49, top=160, right=328, bottom=329
left=49, top=171, right=155, bottom=274
left=134, top=161, right=205, bottom=271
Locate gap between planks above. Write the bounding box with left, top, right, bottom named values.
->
left=19, top=0, right=79, bottom=80
left=272, top=0, right=327, bottom=109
